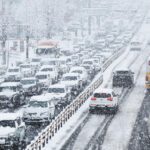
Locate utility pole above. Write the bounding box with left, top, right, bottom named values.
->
left=88, top=0, right=92, bottom=35
left=26, top=25, right=29, bottom=60
left=1, top=0, right=7, bottom=65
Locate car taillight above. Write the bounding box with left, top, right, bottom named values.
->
left=91, top=97, right=96, bottom=100
left=146, top=76, right=148, bottom=81
left=107, top=97, right=113, bottom=101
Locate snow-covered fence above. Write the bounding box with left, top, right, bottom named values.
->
left=25, top=46, right=125, bottom=150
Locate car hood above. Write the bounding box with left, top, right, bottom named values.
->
left=22, top=84, right=35, bottom=89
left=60, top=80, right=78, bottom=87
left=0, top=127, right=15, bottom=137
left=6, top=72, right=20, bottom=76
left=25, top=107, right=49, bottom=114
left=0, top=91, right=16, bottom=98
left=45, top=93, right=66, bottom=99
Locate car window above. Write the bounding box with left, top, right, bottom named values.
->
left=94, top=93, right=111, bottom=98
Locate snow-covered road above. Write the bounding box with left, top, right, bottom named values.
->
left=102, top=22, right=150, bottom=150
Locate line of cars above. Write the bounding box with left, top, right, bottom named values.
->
left=89, top=68, right=134, bottom=114
left=0, top=22, right=137, bottom=150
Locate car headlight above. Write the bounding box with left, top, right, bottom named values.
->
left=40, top=112, right=49, bottom=117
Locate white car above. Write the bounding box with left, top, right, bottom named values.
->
left=0, top=82, right=26, bottom=108
left=45, top=84, right=72, bottom=106
left=69, top=66, right=89, bottom=85
left=89, top=88, right=119, bottom=114
left=23, top=95, right=55, bottom=124
left=20, top=77, right=43, bottom=96
left=39, top=65, right=58, bottom=83
left=5, top=67, right=21, bottom=81
left=0, top=113, right=26, bottom=149
left=81, top=59, right=96, bottom=74
left=35, top=72, right=52, bottom=87
left=20, top=63, right=33, bottom=77
left=60, top=73, right=83, bottom=95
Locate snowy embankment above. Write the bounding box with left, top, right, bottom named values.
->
left=102, top=23, right=150, bottom=150
left=42, top=39, right=135, bottom=150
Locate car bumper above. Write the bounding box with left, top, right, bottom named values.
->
left=23, top=117, right=49, bottom=123
left=89, top=105, right=117, bottom=112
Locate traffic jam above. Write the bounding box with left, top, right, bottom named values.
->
left=0, top=0, right=150, bottom=150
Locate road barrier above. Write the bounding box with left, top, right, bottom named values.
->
left=25, top=46, right=124, bottom=150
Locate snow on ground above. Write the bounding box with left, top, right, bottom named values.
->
left=71, top=47, right=139, bottom=150
left=102, top=22, right=150, bottom=150
left=43, top=36, right=136, bottom=150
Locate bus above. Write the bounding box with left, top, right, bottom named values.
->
left=145, top=56, right=150, bottom=90
left=35, top=40, right=60, bottom=58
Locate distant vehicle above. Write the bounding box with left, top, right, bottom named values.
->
left=0, top=113, right=26, bottom=149
left=60, top=73, right=83, bottom=96
left=0, top=82, right=26, bottom=108
left=19, top=63, right=33, bottom=77
left=45, top=84, right=72, bottom=107
left=20, top=77, right=43, bottom=96
left=5, top=67, right=21, bottom=82
left=69, top=66, right=89, bottom=85
left=35, top=40, right=60, bottom=58
left=57, top=57, right=71, bottom=74
left=89, top=88, right=119, bottom=114
left=39, top=65, right=59, bottom=84
left=81, top=59, right=96, bottom=76
left=113, top=68, right=134, bottom=87
left=130, top=41, right=142, bottom=51
left=145, top=57, right=150, bottom=91
left=35, top=72, right=52, bottom=87
left=30, top=57, right=41, bottom=73
left=23, top=95, right=55, bottom=124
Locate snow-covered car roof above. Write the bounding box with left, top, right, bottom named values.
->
left=7, top=67, right=20, bottom=70
left=36, top=71, right=51, bottom=76
left=70, top=66, right=86, bottom=72
left=63, top=72, right=80, bottom=77
left=82, top=59, right=95, bottom=62
left=30, top=95, right=52, bottom=102
left=40, top=65, right=55, bottom=69
left=21, top=77, right=36, bottom=81
left=19, top=63, right=31, bottom=66
left=94, top=88, right=113, bottom=94
left=0, top=113, right=21, bottom=121
left=115, top=67, right=130, bottom=72
left=0, top=82, right=21, bottom=87
left=48, top=84, right=66, bottom=89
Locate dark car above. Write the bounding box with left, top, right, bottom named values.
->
left=112, top=69, right=134, bottom=88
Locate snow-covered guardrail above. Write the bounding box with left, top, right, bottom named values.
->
left=25, top=46, right=124, bottom=150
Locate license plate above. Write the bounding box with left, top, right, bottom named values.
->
left=0, top=139, right=5, bottom=144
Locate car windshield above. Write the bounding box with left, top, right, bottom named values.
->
left=83, top=61, right=93, bottom=65
left=0, top=86, right=17, bottom=92
left=48, top=88, right=65, bottom=93
left=41, top=68, right=53, bottom=72
left=94, top=93, right=111, bottom=98
left=20, top=65, right=30, bottom=68
left=21, top=79, right=35, bottom=85
left=131, top=42, right=141, bottom=45
left=8, top=69, right=19, bottom=72
left=29, top=101, right=48, bottom=108
left=36, top=75, right=47, bottom=79
left=72, top=70, right=83, bottom=74
left=0, top=120, right=16, bottom=128
left=117, top=71, right=129, bottom=74
left=32, top=58, right=40, bottom=62
left=63, top=76, right=77, bottom=81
